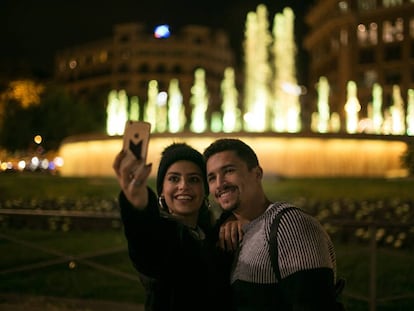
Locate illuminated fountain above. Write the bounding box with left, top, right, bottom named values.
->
left=106, top=90, right=128, bottom=136
left=344, top=81, right=361, bottom=134
left=243, top=4, right=272, bottom=132
left=190, top=68, right=209, bottom=133
left=371, top=83, right=383, bottom=134
left=167, top=79, right=186, bottom=133
left=145, top=80, right=159, bottom=132
left=58, top=4, right=411, bottom=178
left=242, top=5, right=300, bottom=132
left=312, top=76, right=330, bottom=133
left=221, top=67, right=241, bottom=133
left=407, top=89, right=414, bottom=135
left=390, top=85, right=406, bottom=135
left=271, top=7, right=301, bottom=133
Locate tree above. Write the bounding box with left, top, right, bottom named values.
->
left=0, top=99, right=35, bottom=151
left=0, top=81, right=105, bottom=152
left=31, top=84, right=105, bottom=151
left=0, top=79, right=44, bottom=151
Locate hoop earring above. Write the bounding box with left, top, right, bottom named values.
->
left=158, top=195, right=166, bottom=209
left=204, top=197, right=211, bottom=210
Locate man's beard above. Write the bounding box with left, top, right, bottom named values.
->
left=222, top=197, right=240, bottom=213
left=227, top=202, right=240, bottom=213
left=216, top=184, right=240, bottom=213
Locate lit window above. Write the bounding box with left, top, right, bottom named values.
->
left=395, top=18, right=404, bottom=41
left=358, top=22, right=378, bottom=45
left=369, top=23, right=378, bottom=44
left=338, top=1, right=348, bottom=11
left=357, top=24, right=368, bottom=44
left=69, top=60, right=77, bottom=69
left=383, top=0, right=403, bottom=7
left=358, top=0, right=376, bottom=10
left=358, top=24, right=366, bottom=32
left=383, top=18, right=404, bottom=43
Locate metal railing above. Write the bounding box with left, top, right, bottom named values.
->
left=1, top=207, right=413, bottom=310
left=325, top=219, right=414, bottom=311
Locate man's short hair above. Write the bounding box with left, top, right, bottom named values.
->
left=203, top=138, right=259, bottom=170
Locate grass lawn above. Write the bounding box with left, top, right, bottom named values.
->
left=0, top=228, right=146, bottom=304
left=1, top=173, right=414, bottom=310
left=1, top=228, right=413, bottom=310
left=334, top=242, right=414, bottom=310
left=2, top=173, right=414, bottom=201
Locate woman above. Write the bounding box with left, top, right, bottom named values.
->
left=113, top=142, right=234, bottom=311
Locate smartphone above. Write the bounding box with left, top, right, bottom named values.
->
left=122, top=120, right=151, bottom=162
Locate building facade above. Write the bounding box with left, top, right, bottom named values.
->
left=304, top=0, right=414, bottom=132
left=54, top=23, right=236, bottom=129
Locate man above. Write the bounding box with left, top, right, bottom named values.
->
left=204, top=138, right=339, bottom=310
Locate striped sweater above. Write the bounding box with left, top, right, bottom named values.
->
left=231, top=202, right=338, bottom=310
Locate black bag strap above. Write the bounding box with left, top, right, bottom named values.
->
left=269, top=206, right=296, bottom=281
left=269, top=205, right=347, bottom=310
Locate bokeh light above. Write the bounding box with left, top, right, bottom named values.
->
left=154, top=24, right=170, bottom=38
left=34, top=135, right=42, bottom=144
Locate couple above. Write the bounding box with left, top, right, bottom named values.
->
left=113, top=138, right=339, bottom=311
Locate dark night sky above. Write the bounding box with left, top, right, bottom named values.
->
left=0, top=0, right=315, bottom=82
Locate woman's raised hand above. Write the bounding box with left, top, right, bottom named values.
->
left=113, top=150, right=152, bottom=209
